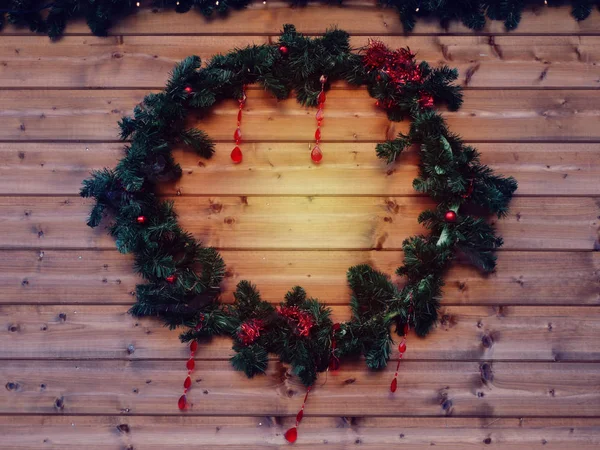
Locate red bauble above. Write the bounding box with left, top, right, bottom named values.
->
left=136, top=215, right=146, bottom=224
left=279, top=45, right=289, bottom=56
left=190, top=340, right=198, bottom=353
left=390, top=377, right=398, bottom=393
left=284, top=427, right=298, bottom=443
left=178, top=394, right=187, bottom=410
left=166, top=274, right=177, bottom=283
left=444, top=210, right=457, bottom=223
left=314, top=128, right=321, bottom=141
left=317, top=91, right=326, bottom=104
left=231, top=146, right=243, bottom=164
left=184, top=86, right=193, bottom=94
left=311, top=145, right=322, bottom=164
left=184, top=376, right=192, bottom=389
left=296, top=409, right=304, bottom=423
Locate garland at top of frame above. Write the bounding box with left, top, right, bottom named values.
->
left=0, top=0, right=596, bottom=39
left=81, top=24, right=517, bottom=391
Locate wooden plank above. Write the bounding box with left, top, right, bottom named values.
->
left=2, top=3, right=600, bottom=36
left=0, top=196, right=596, bottom=251
left=3, top=35, right=600, bottom=88
left=3, top=250, right=598, bottom=306
left=1, top=416, right=599, bottom=449
left=2, top=304, right=599, bottom=361
left=1, top=89, right=600, bottom=142
left=2, top=360, right=599, bottom=416
left=1, top=142, right=599, bottom=196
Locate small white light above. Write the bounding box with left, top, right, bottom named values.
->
left=415, top=7, right=420, bottom=12
left=136, top=1, right=140, bottom=6
left=544, top=0, right=548, bottom=4
left=215, top=1, right=219, bottom=4
left=177, top=1, right=180, bottom=4
left=263, top=0, right=266, bottom=4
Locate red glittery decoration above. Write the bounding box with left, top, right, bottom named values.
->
left=418, top=92, right=434, bottom=109
left=237, top=319, right=265, bottom=345
left=277, top=306, right=315, bottom=337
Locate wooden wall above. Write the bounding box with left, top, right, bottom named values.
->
left=0, top=2, right=599, bottom=448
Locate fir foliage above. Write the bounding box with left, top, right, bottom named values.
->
left=82, top=25, right=516, bottom=386
left=0, top=1, right=597, bottom=38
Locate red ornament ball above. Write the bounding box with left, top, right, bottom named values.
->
left=310, top=145, right=322, bottom=164
left=284, top=426, right=298, bottom=443
left=136, top=215, right=146, bottom=224
left=444, top=210, right=457, bottom=223
left=184, top=86, right=193, bottom=94
left=279, top=45, right=289, bottom=56
left=166, top=274, right=177, bottom=283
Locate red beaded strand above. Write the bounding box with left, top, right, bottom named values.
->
left=178, top=322, right=202, bottom=410
left=390, top=300, right=414, bottom=393
left=311, top=76, right=326, bottom=164
left=284, top=386, right=311, bottom=443
left=231, top=87, right=246, bottom=164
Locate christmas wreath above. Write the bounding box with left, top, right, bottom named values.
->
left=81, top=24, right=517, bottom=442
left=1, top=0, right=595, bottom=38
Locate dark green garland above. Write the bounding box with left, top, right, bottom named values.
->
left=1, top=0, right=596, bottom=38
left=81, top=24, right=516, bottom=387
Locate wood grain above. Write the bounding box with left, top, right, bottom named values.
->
left=2, top=142, right=599, bottom=196
left=2, top=304, right=599, bottom=361
left=1, top=89, right=599, bottom=142
left=2, top=250, right=598, bottom=305
left=3, top=35, right=600, bottom=88
left=1, top=416, right=599, bottom=449
left=2, top=360, right=600, bottom=416
left=0, top=196, right=596, bottom=251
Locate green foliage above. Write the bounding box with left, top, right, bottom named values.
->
left=1, top=1, right=595, bottom=38
left=81, top=25, right=516, bottom=388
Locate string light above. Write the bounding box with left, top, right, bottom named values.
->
left=544, top=0, right=548, bottom=4
left=415, top=7, right=420, bottom=12
left=215, top=1, right=219, bottom=4
left=136, top=1, right=140, bottom=6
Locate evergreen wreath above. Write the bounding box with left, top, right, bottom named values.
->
left=0, top=0, right=596, bottom=38
left=81, top=23, right=516, bottom=421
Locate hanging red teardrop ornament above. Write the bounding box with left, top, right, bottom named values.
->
left=165, top=274, right=177, bottom=283
left=186, top=358, right=195, bottom=371
left=136, top=215, right=146, bottom=224
left=398, top=340, right=407, bottom=354
left=178, top=394, right=187, bottom=410
left=444, top=210, right=457, bottom=223
left=237, top=109, right=242, bottom=123
left=184, top=376, right=192, bottom=389
left=190, top=340, right=198, bottom=353
left=296, top=409, right=304, bottom=423
left=390, top=377, right=398, bottom=393
left=317, top=91, right=326, bottom=104
left=314, top=128, right=321, bottom=141
left=315, top=108, right=324, bottom=121
left=311, top=145, right=322, bottom=163
left=284, top=426, right=298, bottom=443
left=231, top=146, right=243, bottom=164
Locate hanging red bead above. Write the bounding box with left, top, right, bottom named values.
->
left=178, top=394, right=187, bottom=410
left=165, top=274, right=177, bottom=284
left=136, top=215, right=146, bottom=224
left=390, top=377, right=398, bottom=393
left=285, top=386, right=311, bottom=443
left=186, top=358, right=195, bottom=371
left=311, top=76, right=327, bottom=164
left=178, top=337, right=199, bottom=411
left=184, top=376, right=192, bottom=389
left=230, top=146, right=243, bottom=164
left=444, top=210, right=457, bottom=223
left=284, top=426, right=298, bottom=443
left=231, top=87, right=246, bottom=164
left=190, top=340, right=198, bottom=353
left=390, top=327, right=409, bottom=394
left=399, top=340, right=407, bottom=353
